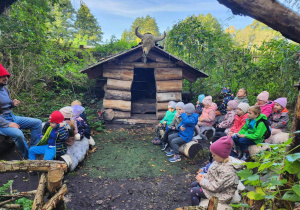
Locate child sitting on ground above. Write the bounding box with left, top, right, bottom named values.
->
left=167, top=103, right=198, bottom=162
left=29, top=111, right=68, bottom=160
left=234, top=106, right=269, bottom=160
left=255, top=91, right=274, bottom=118
left=216, top=100, right=239, bottom=133
left=195, top=94, right=205, bottom=115
left=234, top=88, right=249, bottom=104
left=160, top=102, right=184, bottom=151
left=190, top=135, right=244, bottom=206
left=269, top=97, right=289, bottom=132
left=152, top=101, right=176, bottom=145
left=195, top=96, right=217, bottom=136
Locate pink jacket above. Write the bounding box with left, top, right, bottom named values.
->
left=255, top=101, right=274, bottom=118
left=230, top=113, right=248, bottom=133
left=198, top=103, right=218, bottom=127
left=218, top=110, right=236, bottom=129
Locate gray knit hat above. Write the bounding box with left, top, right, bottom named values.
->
left=168, top=101, right=176, bottom=109
left=176, top=102, right=185, bottom=108
left=59, top=106, right=74, bottom=119
left=237, top=102, right=250, bottom=114
left=183, top=103, right=195, bottom=115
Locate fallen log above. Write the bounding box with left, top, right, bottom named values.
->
left=47, top=168, right=64, bottom=194
left=2, top=204, right=21, bottom=209
left=41, top=184, right=67, bottom=210
left=0, top=160, right=67, bottom=173
left=0, top=190, right=37, bottom=198
left=208, top=196, right=219, bottom=210
left=32, top=173, right=47, bottom=210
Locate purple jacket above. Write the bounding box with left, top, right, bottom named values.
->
left=218, top=110, right=236, bottom=129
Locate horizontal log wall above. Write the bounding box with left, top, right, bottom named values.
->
left=156, top=92, right=182, bottom=102
left=103, top=99, right=131, bottom=112
left=103, top=69, right=133, bottom=81
left=156, top=102, right=169, bottom=111
left=106, top=79, right=132, bottom=91
left=104, top=89, right=131, bottom=101
left=156, top=111, right=167, bottom=120
left=114, top=111, right=131, bottom=119
left=154, top=68, right=182, bottom=81
left=156, top=80, right=182, bottom=92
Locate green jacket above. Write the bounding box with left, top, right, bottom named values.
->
left=160, top=110, right=177, bottom=125
left=238, top=113, right=267, bottom=144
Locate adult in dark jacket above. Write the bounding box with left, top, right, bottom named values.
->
left=0, top=63, right=42, bottom=158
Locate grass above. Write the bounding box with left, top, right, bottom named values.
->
left=82, top=127, right=199, bottom=179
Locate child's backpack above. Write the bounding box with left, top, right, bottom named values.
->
left=255, top=119, right=272, bottom=139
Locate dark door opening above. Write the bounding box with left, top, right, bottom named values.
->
left=131, top=68, right=156, bottom=114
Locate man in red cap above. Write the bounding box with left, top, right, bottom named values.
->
left=0, top=63, right=42, bottom=158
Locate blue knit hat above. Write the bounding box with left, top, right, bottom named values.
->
left=198, top=94, right=205, bottom=103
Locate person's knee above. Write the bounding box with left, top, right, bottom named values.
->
left=34, top=119, right=42, bottom=126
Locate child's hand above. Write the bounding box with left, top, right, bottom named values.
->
left=180, top=126, right=186, bottom=131
left=196, top=174, right=204, bottom=182
left=215, top=111, right=221, bottom=116
left=238, top=134, right=246, bottom=138
left=172, top=126, right=175, bottom=130
left=199, top=118, right=204, bottom=122
left=228, top=131, right=233, bottom=136
left=197, top=168, right=203, bottom=174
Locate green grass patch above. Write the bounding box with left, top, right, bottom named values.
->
left=83, top=128, right=198, bottom=179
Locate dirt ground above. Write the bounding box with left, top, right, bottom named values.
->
left=0, top=124, right=210, bottom=210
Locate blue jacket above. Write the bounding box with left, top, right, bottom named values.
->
left=177, top=113, right=198, bottom=142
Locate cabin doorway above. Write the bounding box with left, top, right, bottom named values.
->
left=131, top=68, right=156, bottom=118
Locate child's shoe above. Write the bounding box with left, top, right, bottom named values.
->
left=169, top=155, right=181, bottom=162
left=166, top=150, right=174, bottom=157
left=161, top=143, right=169, bottom=151
left=241, top=151, right=250, bottom=161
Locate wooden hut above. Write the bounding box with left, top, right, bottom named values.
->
left=80, top=45, right=208, bottom=124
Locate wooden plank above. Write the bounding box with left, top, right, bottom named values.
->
left=114, top=111, right=131, bottom=119
left=147, top=51, right=171, bottom=63
left=103, top=64, right=134, bottom=69
left=106, top=79, right=132, bottom=91
left=123, top=62, right=176, bottom=68
left=132, top=103, right=156, bottom=114
left=156, top=80, right=182, bottom=92
left=156, top=92, right=182, bottom=102
left=155, top=68, right=182, bottom=81
left=119, top=50, right=143, bottom=62
left=86, top=66, right=103, bottom=79
left=103, top=99, right=131, bottom=112
left=103, top=68, right=133, bottom=81
left=104, top=89, right=131, bottom=101
left=112, top=118, right=160, bottom=124
left=156, top=111, right=166, bottom=120
left=182, top=68, right=197, bottom=83
left=156, top=102, right=169, bottom=111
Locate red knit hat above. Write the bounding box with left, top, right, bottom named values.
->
left=49, top=111, right=64, bottom=124
left=210, top=135, right=233, bottom=159
left=0, top=63, right=10, bottom=78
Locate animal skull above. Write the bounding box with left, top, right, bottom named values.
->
left=135, top=27, right=166, bottom=62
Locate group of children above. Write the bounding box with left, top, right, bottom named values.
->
left=28, top=100, right=91, bottom=161
left=152, top=88, right=290, bottom=206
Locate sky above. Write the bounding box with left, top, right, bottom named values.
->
left=72, top=0, right=255, bottom=42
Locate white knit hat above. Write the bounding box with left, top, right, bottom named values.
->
left=168, top=101, right=176, bottom=109
left=59, top=106, right=74, bottom=119
left=202, top=96, right=212, bottom=105
left=237, top=103, right=250, bottom=114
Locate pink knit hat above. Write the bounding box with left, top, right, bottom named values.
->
left=227, top=100, right=239, bottom=110
left=274, top=97, right=287, bottom=108
left=257, top=91, right=269, bottom=102
left=202, top=96, right=212, bottom=105
left=210, top=135, right=233, bottom=159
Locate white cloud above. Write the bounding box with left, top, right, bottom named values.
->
left=83, top=0, right=224, bottom=18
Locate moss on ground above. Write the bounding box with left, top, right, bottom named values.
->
left=83, top=127, right=198, bottom=179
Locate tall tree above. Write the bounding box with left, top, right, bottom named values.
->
left=75, top=3, right=102, bottom=45
left=121, top=15, right=160, bottom=44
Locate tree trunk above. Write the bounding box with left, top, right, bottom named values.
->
left=217, top=0, right=300, bottom=43
left=0, top=160, right=67, bottom=173
left=32, top=173, right=47, bottom=210
left=41, top=184, right=67, bottom=210
left=47, top=168, right=64, bottom=194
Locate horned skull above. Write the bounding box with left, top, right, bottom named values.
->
left=135, top=27, right=166, bottom=63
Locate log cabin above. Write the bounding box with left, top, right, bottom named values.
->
left=80, top=45, right=208, bottom=124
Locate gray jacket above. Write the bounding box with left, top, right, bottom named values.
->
left=0, top=86, right=15, bottom=127
left=169, top=115, right=182, bottom=130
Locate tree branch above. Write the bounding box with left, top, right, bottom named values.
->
left=217, top=0, right=300, bottom=43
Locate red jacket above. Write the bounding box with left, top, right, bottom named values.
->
left=230, top=113, right=248, bottom=133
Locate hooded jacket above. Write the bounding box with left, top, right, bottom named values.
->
left=198, top=103, right=218, bottom=127
left=200, top=156, right=244, bottom=203
left=160, top=109, right=176, bottom=125
left=177, top=113, right=198, bottom=142
left=238, top=113, right=268, bottom=144
left=269, top=108, right=289, bottom=132
left=230, top=113, right=248, bottom=133
left=234, top=96, right=249, bottom=104
left=218, top=110, right=236, bottom=129
left=218, top=88, right=234, bottom=115
left=255, top=101, right=274, bottom=118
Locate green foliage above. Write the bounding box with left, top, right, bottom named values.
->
left=75, top=3, right=102, bottom=45
left=0, top=180, right=13, bottom=195
left=237, top=135, right=300, bottom=208
left=121, top=15, right=161, bottom=43
left=15, top=197, right=33, bottom=210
